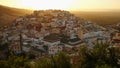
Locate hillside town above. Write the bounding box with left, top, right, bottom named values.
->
left=0, top=10, right=120, bottom=59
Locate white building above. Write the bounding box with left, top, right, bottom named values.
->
left=48, top=44, right=63, bottom=55
left=22, top=46, right=31, bottom=53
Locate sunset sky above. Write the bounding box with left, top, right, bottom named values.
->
left=0, top=0, right=120, bottom=11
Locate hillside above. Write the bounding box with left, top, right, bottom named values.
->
left=1, top=5, right=120, bottom=27
left=71, top=11, right=120, bottom=26
left=1, top=10, right=109, bottom=48
left=0, top=10, right=112, bottom=59
left=0, top=5, right=33, bottom=27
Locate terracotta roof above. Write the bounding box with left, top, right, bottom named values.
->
left=112, top=39, right=120, bottom=43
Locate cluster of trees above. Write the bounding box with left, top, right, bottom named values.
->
left=76, top=43, right=120, bottom=68
left=0, top=42, right=120, bottom=68
left=34, top=52, right=71, bottom=68
left=0, top=53, right=30, bottom=68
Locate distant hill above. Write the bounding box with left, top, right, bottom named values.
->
left=0, top=5, right=120, bottom=27
left=71, top=11, right=120, bottom=26
left=0, top=5, right=33, bottom=27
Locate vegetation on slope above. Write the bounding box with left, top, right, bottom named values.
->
left=0, top=43, right=120, bottom=68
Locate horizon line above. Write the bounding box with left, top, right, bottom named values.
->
left=1, top=4, right=120, bottom=12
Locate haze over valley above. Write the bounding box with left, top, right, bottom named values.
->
left=72, top=11, right=120, bottom=26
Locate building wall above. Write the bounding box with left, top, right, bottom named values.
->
left=48, top=45, right=63, bottom=55
left=11, top=42, right=22, bottom=54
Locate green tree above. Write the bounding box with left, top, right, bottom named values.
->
left=76, top=42, right=119, bottom=68
left=0, top=53, right=30, bottom=68
left=35, top=58, right=53, bottom=68
left=53, top=52, right=71, bottom=68
left=35, top=52, right=71, bottom=68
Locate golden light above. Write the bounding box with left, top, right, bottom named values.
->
left=0, top=0, right=120, bottom=11
left=21, top=0, right=74, bottom=10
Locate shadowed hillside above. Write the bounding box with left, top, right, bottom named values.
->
left=0, top=5, right=33, bottom=27
left=71, top=11, right=120, bottom=26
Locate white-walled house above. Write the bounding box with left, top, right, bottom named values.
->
left=16, top=17, right=25, bottom=22
left=112, top=32, right=120, bottom=47
left=44, top=40, right=60, bottom=46
left=113, top=32, right=120, bottom=40
left=43, top=33, right=63, bottom=55
left=10, top=40, right=22, bottom=54
left=29, top=18, right=36, bottom=21
left=22, top=45, right=31, bottom=53
left=48, top=44, right=63, bottom=55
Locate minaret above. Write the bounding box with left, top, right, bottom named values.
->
left=78, top=24, right=83, bottom=40
left=19, top=31, right=23, bottom=53
left=79, top=30, right=83, bottom=40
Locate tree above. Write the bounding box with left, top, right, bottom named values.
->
left=52, top=52, right=71, bottom=68
left=0, top=42, right=119, bottom=68
left=34, top=52, right=71, bottom=68
left=35, top=58, right=53, bottom=68
left=0, top=53, right=30, bottom=68
left=76, top=42, right=119, bottom=68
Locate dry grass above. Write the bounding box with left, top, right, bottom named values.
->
left=0, top=5, right=33, bottom=27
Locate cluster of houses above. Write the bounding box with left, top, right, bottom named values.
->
left=0, top=10, right=118, bottom=59
left=105, top=22, right=120, bottom=47
left=111, top=29, right=120, bottom=47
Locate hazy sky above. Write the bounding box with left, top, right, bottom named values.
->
left=0, top=0, right=120, bottom=11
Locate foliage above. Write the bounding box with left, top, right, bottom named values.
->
left=34, top=52, right=71, bottom=68
left=35, top=58, right=53, bottom=68
left=52, top=52, right=71, bottom=68
left=75, top=42, right=120, bottom=68
left=0, top=43, right=120, bottom=68
left=0, top=53, right=30, bottom=68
